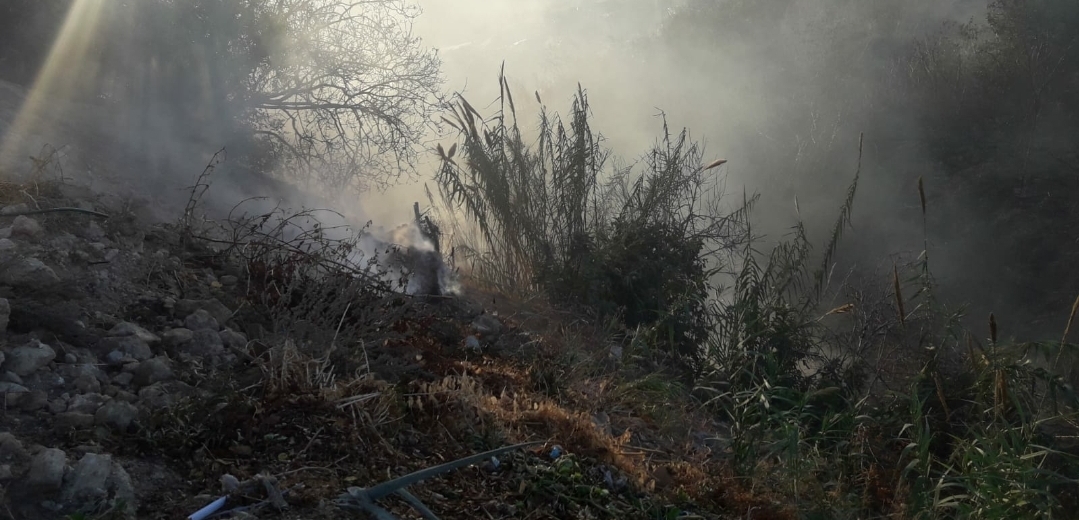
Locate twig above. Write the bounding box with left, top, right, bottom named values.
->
left=0, top=207, right=110, bottom=218
left=294, top=426, right=324, bottom=462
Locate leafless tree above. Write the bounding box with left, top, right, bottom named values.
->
left=30, top=0, right=443, bottom=194
left=241, top=0, right=444, bottom=193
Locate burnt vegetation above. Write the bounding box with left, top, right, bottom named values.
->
left=2, top=0, right=1079, bottom=519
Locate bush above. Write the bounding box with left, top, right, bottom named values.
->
left=433, top=70, right=748, bottom=374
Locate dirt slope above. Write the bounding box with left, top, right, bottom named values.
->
left=0, top=173, right=756, bottom=520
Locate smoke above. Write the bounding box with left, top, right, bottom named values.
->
left=0, top=1, right=1067, bottom=332
left=398, top=0, right=1061, bottom=332
left=0, top=0, right=455, bottom=297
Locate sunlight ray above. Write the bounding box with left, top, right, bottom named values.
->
left=0, top=0, right=108, bottom=172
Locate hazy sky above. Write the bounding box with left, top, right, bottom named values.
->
left=369, top=0, right=985, bottom=230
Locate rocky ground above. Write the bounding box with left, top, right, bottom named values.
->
left=0, top=174, right=751, bottom=520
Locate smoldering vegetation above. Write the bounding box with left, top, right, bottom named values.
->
left=422, top=1, right=1079, bottom=517
left=420, top=0, right=1077, bottom=338
left=2, top=0, right=1079, bottom=517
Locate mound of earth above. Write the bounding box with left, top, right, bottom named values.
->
left=0, top=177, right=752, bottom=520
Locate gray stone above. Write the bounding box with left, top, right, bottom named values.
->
left=107, top=322, right=161, bottom=345
left=49, top=232, right=79, bottom=252
left=67, top=393, right=108, bottom=414
left=0, top=257, right=60, bottom=287
left=179, top=328, right=225, bottom=358
left=132, top=356, right=173, bottom=387
left=175, top=299, right=232, bottom=327
left=219, top=275, right=238, bottom=286
left=162, top=328, right=194, bottom=348
left=0, top=432, right=28, bottom=464
left=471, top=313, right=504, bottom=337
left=27, top=448, right=66, bottom=491
left=17, top=390, right=48, bottom=411
left=81, top=221, right=106, bottom=241
left=62, top=452, right=111, bottom=503
left=219, top=328, right=247, bottom=350
left=23, top=370, right=65, bottom=392
left=104, top=350, right=128, bottom=366
left=54, top=412, right=96, bottom=429
left=2, top=340, right=56, bottom=376
left=63, top=353, right=77, bottom=364
left=95, top=400, right=138, bottom=431
left=57, top=363, right=107, bottom=384
left=10, top=215, right=43, bottom=239
left=72, top=374, right=102, bottom=394
left=112, top=372, right=134, bottom=387
left=97, top=336, right=152, bottom=361
left=0, top=297, right=9, bottom=331
left=184, top=309, right=219, bottom=331
left=464, top=335, right=481, bottom=351
left=47, top=398, right=67, bottom=414
left=0, top=203, right=27, bottom=215
left=94, top=311, right=121, bottom=329
left=0, top=371, right=22, bottom=384
left=138, top=380, right=196, bottom=409
left=0, top=238, right=14, bottom=251
left=0, top=381, right=28, bottom=394
left=109, top=461, right=136, bottom=515
left=0, top=464, right=12, bottom=480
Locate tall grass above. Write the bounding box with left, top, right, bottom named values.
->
left=433, top=67, right=751, bottom=372
left=430, top=70, right=1079, bottom=517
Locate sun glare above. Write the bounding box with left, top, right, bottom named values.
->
left=0, top=0, right=107, bottom=171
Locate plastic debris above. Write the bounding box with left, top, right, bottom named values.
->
left=188, top=496, right=227, bottom=520
left=549, top=445, right=563, bottom=459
